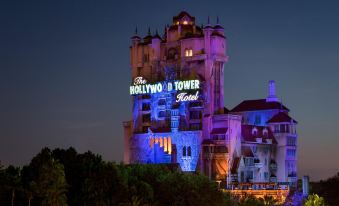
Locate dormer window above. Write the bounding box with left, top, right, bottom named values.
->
left=263, top=128, right=268, bottom=137
left=252, top=127, right=258, bottom=136
left=185, top=48, right=193, bottom=57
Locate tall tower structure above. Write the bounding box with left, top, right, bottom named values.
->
left=123, top=12, right=298, bottom=188
left=124, top=11, right=236, bottom=179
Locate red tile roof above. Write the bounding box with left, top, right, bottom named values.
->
left=267, top=112, right=297, bottom=124
left=231, top=99, right=289, bottom=112
left=241, top=146, right=254, bottom=157
left=241, top=125, right=277, bottom=144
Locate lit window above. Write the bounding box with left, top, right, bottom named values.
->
left=183, top=20, right=188, bottom=25
left=184, top=48, right=193, bottom=57
left=189, top=49, right=193, bottom=56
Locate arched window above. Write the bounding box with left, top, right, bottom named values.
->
left=187, top=146, right=192, bottom=157
left=183, top=146, right=186, bottom=156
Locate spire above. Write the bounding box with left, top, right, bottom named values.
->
left=207, top=15, right=210, bottom=25
left=147, top=27, right=151, bottom=35
left=131, top=26, right=140, bottom=40
left=266, top=80, right=279, bottom=102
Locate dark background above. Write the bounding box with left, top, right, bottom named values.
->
left=1, top=0, right=338, bottom=181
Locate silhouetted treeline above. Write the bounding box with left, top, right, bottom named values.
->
left=1, top=147, right=230, bottom=206
left=3, top=147, right=329, bottom=206
left=310, top=173, right=339, bottom=206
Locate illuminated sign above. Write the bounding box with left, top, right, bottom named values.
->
left=129, top=77, right=200, bottom=102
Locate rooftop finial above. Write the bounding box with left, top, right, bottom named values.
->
left=135, top=26, right=138, bottom=35
left=207, top=16, right=210, bottom=24
left=266, top=80, right=279, bottom=102
left=217, top=16, right=219, bottom=24
left=148, top=27, right=151, bottom=35
left=155, top=29, right=159, bottom=35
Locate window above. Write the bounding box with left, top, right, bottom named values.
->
left=185, top=48, right=193, bottom=57
left=142, top=103, right=150, bottom=111
left=212, top=134, right=225, bottom=140
left=287, top=136, right=296, bottom=146
left=187, top=146, right=191, bottom=156
left=246, top=171, right=253, bottom=180
left=190, top=123, right=201, bottom=130
left=183, top=146, right=186, bottom=156
left=280, top=124, right=285, bottom=133
left=287, top=149, right=296, bottom=157
left=143, top=54, right=149, bottom=62
left=264, top=172, right=269, bottom=180
left=158, top=111, right=166, bottom=118
left=190, top=111, right=201, bottom=119
left=158, top=99, right=166, bottom=105
left=244, top=158, right=254, bottom=166
left=274, top=125, right=279, bottom=133
left=142, top=114, right=151, bottom=122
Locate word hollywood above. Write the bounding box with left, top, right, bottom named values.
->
left=129, top=77, right=200, bottom=102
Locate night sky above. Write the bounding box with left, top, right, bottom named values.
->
left=1, top=0, right=338, bottom=181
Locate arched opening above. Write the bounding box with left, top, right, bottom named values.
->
left=183, top=146, right=186, bottom=156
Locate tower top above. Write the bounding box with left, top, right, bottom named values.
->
left=172, top=11, right=195, bottom=25
left=266, top=80, right=279, bottom=102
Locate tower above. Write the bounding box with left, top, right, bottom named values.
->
left=124, top=11, right=231, bottom=176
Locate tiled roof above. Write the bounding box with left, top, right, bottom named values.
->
left=211, top=127, right=228, bottom=134
left=241, top=125, right=277, bottom=144
left=267, top=112, right=297, bottom=124
left=231, top=99, right=289, bottom=112
left=241, top=146, right=254, bottom=157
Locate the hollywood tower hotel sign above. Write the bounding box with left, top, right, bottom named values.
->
left=123, top=11, right=229, bottom=177
left=130, top=77, right=201, bottom=102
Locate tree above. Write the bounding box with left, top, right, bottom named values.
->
left=3, top=165, right=21, bottom=206
left=36, top=158, right=68, bottom=206
left=303, top=194, right=327, bottom=206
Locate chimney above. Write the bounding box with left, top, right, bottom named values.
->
left=266, top=80, right=279, bottom=102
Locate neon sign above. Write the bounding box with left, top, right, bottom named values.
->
left=129, top=77, right=200, bottom=102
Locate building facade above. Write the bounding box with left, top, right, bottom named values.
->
left=123, top=11, right=298, bottom=187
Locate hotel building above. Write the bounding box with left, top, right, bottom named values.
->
left=123, top=11, right=298, bottom=187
